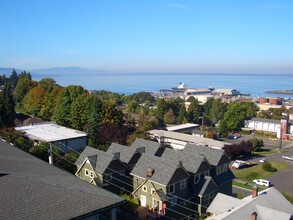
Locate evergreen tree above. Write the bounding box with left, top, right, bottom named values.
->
left=177, top=104, right=188, bottom=124
left=86, top=112, right=102, bottom=148
left=155, top=98, right=167, bottom=120
left=9, top=69, right=19, bottom=88
left=0, top=83, right=15, bottom=127
left=188, top=99, right=200, bottom=123
left=13, top=71, right=32, bottom=111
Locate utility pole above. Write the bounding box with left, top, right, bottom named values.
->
left=48, top=143, right=53, bottom=165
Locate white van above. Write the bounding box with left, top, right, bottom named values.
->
left=253, top=179, right=271, bottom=187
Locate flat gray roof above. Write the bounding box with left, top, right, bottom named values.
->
left=149, top=129, right=230, bottom=149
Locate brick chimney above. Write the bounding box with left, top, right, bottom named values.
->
left=251, top=212, right=257, bottom=220
left=252, top=184, right=258, bottom=198
left=146, top=168, right=155, bottom=177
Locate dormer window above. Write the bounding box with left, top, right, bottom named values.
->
left=194, top=174, right=200, bottom=184
left=216, top=163, right=228, bottom=175
left=180, top=179, right=186, bottom=190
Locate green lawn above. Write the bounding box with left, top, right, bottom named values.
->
left=253, top=148, right=291, bottom=157
left=232, top=162, right=290, bottom=183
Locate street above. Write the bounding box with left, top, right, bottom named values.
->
left=227, top=134, right=293, bottom=194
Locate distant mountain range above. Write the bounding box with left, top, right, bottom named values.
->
left=0, top=67, right=106, bottom=77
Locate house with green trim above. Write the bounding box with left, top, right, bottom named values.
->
left=75, top=146, right=128, bottom=195
left=75, top=139, right=234, bottom=219
left=130, top=153, right=192, bottom=219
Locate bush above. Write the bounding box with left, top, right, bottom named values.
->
left=262, top=162, right=277, bottom=172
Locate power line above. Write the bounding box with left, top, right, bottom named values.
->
left=164, top=207, right=197, bottom=220
left=50, top=144, right=203, bottom=218
left=50, top=144, right=134, bottom=189
left=65, top=143, right=208, bottom=207
left=57, top=141, right=211, bottom=209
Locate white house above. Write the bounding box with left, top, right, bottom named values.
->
left=206, top=187, right=293, bottom=220
left=15, top=122, right=87, bottom=152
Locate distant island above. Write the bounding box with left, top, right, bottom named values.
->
left=266, top=90, right=293, bottom=95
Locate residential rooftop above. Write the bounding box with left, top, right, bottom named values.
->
left=15, top=122, right=87, bottom=142
left=130, top=153, right=189, bottom=186
left=0, top=140, right=124, bottom=220
left=206, top=187, right=293, bottom=220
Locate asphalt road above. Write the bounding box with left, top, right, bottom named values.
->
left=227, top=135, right=293, bottom=194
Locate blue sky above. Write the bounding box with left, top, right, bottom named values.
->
left=0, top=0, right=292, bottom=73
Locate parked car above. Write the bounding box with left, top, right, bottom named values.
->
left=253, top=179, right=271, bottom=187
left=259, top=158, right=267, bottom=163
left=227, top=134, right=238, bottom=139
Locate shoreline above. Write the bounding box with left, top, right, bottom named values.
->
left=266, top=90, right=293, bottom=95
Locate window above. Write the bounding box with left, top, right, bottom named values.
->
left=142, top=185, right=147, bottom=192
left=204, top=170, right=210, bottom=176
left=171, top=196, right=177, bottom=207
left=105, top=174, right=112, bottom=181
left=203, top=192, right=215, bottom=207
left=180, top=179, right=186, bottom=190
left=216, top=164, right=228, bottom=175
left=151, top=188, right=155, bottom=195
left=194, top=174, right=200, bottom=184
left=168, top=184, right=175, bottom=194
left=90, top=171, right=94, bottom=178
left=223, top=163, right=228, bottom=172
left=85, top=169, right=89, bottom=176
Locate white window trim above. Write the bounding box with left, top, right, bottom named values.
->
left=105, top=174, right=112, bottom=181
left=85, top=169, right=89, bottom=176
left=90, top=171, right=94, bottom=178
left=180, top=179, right=186, bottom=190
left=194, top=174, right=200, bottom=184
left=151, top=188, right=155, bottom=195
left=142, top=185, right=147, bottom=192
left=168, top=184, right=175, bottom=194
left=216, top=163, right=228, bottom=175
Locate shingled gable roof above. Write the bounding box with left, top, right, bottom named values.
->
left=107, top=142, right=143, bottom=164
left=206, top=187, right=293, bottom=220
left=130, top=153, right=189, bottom=186
left=76, top=147, right=124, bottom=175
left=160, top=147, right=211, bottom=174
left=183, top=144, right=227, bottom=166
left=0, top=140, right=124, bottom=220
left=131, top=138, right=164, bottom=156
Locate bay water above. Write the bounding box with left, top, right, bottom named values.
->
left=32, top=73, right=293, bottom=98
